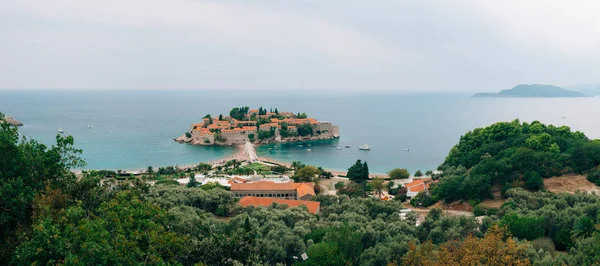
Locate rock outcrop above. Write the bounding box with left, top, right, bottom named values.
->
left=1, top=116, right=23, bottom=126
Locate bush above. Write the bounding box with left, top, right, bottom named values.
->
left=334, top=181, right=345, bottom=189
left=523, top=171, right=544, bottom=191
left=414, top=170, right=423, bottom=177
left=388, top=168, right=410, bottom=180
left=587, top=166, right=600, bottom=185
left=410, top=191, right=437, bottom=207
left=473, top=204, right=487, bottom=216
left=155, top=179, right=180, bottom=186
left=185, top=132, right=192, bottom=138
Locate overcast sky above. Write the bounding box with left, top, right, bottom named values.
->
left=1, top=0, right=599, bottom=91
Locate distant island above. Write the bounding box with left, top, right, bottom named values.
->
left=0, top=112, right=23, bottom=126
left=473, top=84, right=590, bottom=98
left=175, top=107, right=339, bottom=146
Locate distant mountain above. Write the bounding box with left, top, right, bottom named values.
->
left=473, top=84, right=589, bottom=98
left=567, top=83, right=600, bottom=96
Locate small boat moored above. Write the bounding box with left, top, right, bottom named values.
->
left=359, top=143, right=371, bottom=150
left=58, top=128, right=65, bottom=133
left=337, top=147, right=342, bottom=150
left=305, top=149, right=312, bottom=152
left=344, top=145, right=351, bottom=148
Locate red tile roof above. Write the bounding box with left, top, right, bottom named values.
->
left=231, top=181, right=315, bottom=197
left=238, top=196, right=320, bottom=214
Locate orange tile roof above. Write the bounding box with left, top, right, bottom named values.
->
left=288, top=126, right=296, bottom=129
left=238, top=196, right=320, bottom=214
left=231, top=181, right=315, bottom=195
left=296, top=183, right=316, bottom=198
left=249, top=109, right=259, bottom=113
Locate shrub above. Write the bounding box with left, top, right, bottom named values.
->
left=587, top=166, right=600, bottom=185
left=155, top=179, right=180, bottom=186
left=388, top=168, right=410, bottom=180
left=410, top=191, right=437, bottom=207
left=185, top=132, right=192, bottom=138
left=523, top=171, right=544, bottom=191
left=334, top=181, right=345, bottom=189
left=473, top=204, right=487, bottom=216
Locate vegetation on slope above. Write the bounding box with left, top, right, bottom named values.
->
left=434, top=120, right=600, bottom=202
left=1, top=122, right=600, bottom=265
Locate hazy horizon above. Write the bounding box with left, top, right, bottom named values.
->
left=2, top=0, right=600, bottom=92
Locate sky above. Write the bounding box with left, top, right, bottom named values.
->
left=1, top=0, right=599, bottom=92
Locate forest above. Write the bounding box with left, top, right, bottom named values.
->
left=1, top=122, right=599, bottom=265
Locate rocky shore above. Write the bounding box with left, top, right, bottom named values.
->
left=174, top=134, right=336, bottom=146
left=1, top=116, right=23, bottom=126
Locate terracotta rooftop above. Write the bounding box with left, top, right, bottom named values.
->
left=238, top=196, right=320, bottom=214
left=231, top=181, right=315, bottom=197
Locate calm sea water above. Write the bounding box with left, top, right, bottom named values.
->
left=1, top=90, right=599, bottom=174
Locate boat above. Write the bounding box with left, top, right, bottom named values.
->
left=344, top=145, right=351, bottom=148
left=337, top=147, right=342, bottom=150
left=331, top=145, right=337, bottom=147
left=305, top=149, right=312, bottom=152
left=307, top=144, right=311, bottom=147
left=58, top=128, right=65, bottom=133
left=298, top=144, right=304, bottom=147
left=87, top=124, right=93, bottom=128
left=404, top=149, right=410, bottom=152
left=358, top=143, right=371, bottom=150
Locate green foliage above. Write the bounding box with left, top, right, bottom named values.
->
left=297, top=123, right=313, bottom=136
left=438, top=120, right=600, bottom=201
left=258, top=129, right=274, bottom=140
left=294, top=165, right=320, bottom=182
left=501, top=212, right=545, bottom=240
left=347, top=160, right=369, bottom=184
left=414, top=170, right=423, bottom=177
left=229, top=106, right=250, bottom=120
left=334, top=181, right=345, bottom=189
left=296, top=112, right=308, bottom=119
left=388, top=168, right=410, bottom=180
left=14, top=191, right=185, bottom=265
left=410, top=192, right=438, bottom=208
left=587, top=166, right=600, bottom=185
left=185, top=132, right=192, bottom=138
left=523, top=171, right=544, bottom=191
left=155, top=179, right=179, bottom=186
left=187, top=175, right=199, bottom=188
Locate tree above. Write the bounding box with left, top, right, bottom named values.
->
left=501, top=213, right=545, bottom=240
left=218, top=114, right=223, bottom=121
left=367, top=178, right=385, bottom=197
left=571, top=216, right=596, bottom=241
left=402, top=225, right=531, bottom=266
left=347, top=160, right=368, bottom=184
left=147, top=166, right=154, bottom=175
left=185, top=132, right=192, bottom=138
left=294, top=166, right=320, bottom=182
left=414, top=170, right=423, bottom=177
left=389, top=168, right=410, bottom=180
left=425, top=170, right=433, bottom=176
left=187, top=174, right=199, bottom=188
left=523, top=171, right=543, bottom=191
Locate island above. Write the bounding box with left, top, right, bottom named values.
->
left=472, top=84, right=589, bottom=98
left=175, top=107, right=339, bottom=146
left=0, top=112, right=23, bottom=126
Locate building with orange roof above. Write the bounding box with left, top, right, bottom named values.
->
left=406, top=178, right=433, bottom=198
left=238, top=196, right=321, bottom=214
left=230, top=181, right=315, bottom=200
left=248, top=109, right=259, bottom=114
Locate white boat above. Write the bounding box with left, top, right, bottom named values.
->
left=359, top=143, right=371, bottom=150
left=404, top=149, right=410, bottom=152
left=305, top=149, right=312, bottom=152
left=87, top=124, right=93, bottom=128
left=337, top=147, right=342, bottom=150
left=58, top=128, right=65, bottom=133
left=298, top=144, right=304, bottom=147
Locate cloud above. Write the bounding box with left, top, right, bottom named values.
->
left=0, top=0, right=599, bottom=91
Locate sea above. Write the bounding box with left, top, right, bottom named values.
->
left=2, top=90, right=600, bottom=174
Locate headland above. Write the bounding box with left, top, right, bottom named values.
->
left=0, top=112, right=23, bottom=126
left=175, top=106, right=339, bottom=146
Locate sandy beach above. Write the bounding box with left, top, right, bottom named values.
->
left=75, top=142, right=388, bottom=178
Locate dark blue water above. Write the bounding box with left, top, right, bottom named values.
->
left=2, top=90, right=599, bottom=173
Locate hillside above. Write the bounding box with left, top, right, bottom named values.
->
left=473, top=84, right=589, bottom=98
left=433, top=120, right=600, bottom=202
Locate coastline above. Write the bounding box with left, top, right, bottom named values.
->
left=75, top=145, right=389, bottom=178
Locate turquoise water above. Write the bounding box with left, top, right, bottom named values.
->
left=2, top=90, right=600, bottom=173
